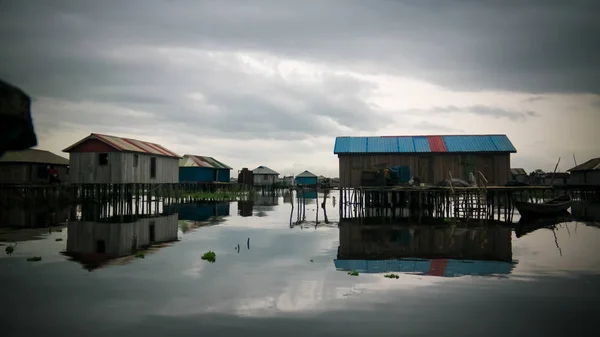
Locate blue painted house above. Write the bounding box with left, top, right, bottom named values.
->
left=179, top=154, right=232, bottom=183
left=295, top=170, right=318, bottom=186
left=333, top=134, right=517, bottom=187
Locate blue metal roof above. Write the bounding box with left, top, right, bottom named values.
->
left=333, top=259, right=515, bottom=277
left=333, top=135, right=516, bottom=154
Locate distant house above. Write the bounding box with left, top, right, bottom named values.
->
left=0, top=149, right=69, bottom=184
left=252, top=166, right=279, bottom=186
left=541, top=172, right=570, bottom=186
left=179, top=155, right=232, bottom=183
left=280, top=175, right=295, bottom=187
left=295, top=170, right=318, bottom=186
left=510, top=168, right=528, bottom=184
left=568, top=158, right=600, bottom=186
left=63, top=133, right=180, bottom=184
left=334, top=134, right=517, bottom=188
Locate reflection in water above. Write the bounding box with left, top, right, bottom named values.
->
left=63, top=213, right=179, bottom=271
left=254, top=194, right=278, bottom=217
left=335, top=218, right=515, bottom=277
left=571, top=202, right=600, bottom=223
left=0, top=204, right=71, bottom=228
left=165, top=203, right=230, bottom=233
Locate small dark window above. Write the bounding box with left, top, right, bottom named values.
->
left=66, top=165, right=70, bottom=175
left=96, top=240, right=106, bottom=253
left=133, top=154, right=139, bottom=168
left=150, top=157, right=157, bottom=179
left=149, top=221, right=156, bottom=243
left=37, top=166, right=48, bottom=179
left=263, top=175, right=268, bottom=181
left=99, top=153, right=109, bottom=166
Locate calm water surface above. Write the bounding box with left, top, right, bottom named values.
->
left=1, top=191, right=600, bottom=336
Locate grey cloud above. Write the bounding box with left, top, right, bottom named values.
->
left=412, top=121, right=464, bottom=133
left=2, top=0, right=598, bottom=94
left=424, top=105, right=539, bottom=121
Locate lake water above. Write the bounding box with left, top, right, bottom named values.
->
left=1, top=191, right=600, bottom=336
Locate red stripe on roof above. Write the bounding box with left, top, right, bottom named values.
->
left=120, top=137, right=152, bottom=154
left=144, top=142, right=174, bottom=157
left=95, top=134, right=125, bottom=151
left=427, top=136, right=447, bottom=152
left=152, top=143, right=180, bottom=158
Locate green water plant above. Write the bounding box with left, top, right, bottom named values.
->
left=135, top=251, right=146, bottom=259
left=55, top=238, right=63, bottom=242
left=26, top=256, right=42, bottom=262
left=347, top=270, right=359, bottom=276
left=384, top=273, right=400, bottom=279
left=201, top=251, right=216, bottom=263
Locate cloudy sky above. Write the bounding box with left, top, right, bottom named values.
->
left=1, top=0, right=599, bottom=177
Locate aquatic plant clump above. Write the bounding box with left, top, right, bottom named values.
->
left=135, top=251, right=146, bottom=259
left=201, top=251, right=216, bottom=263
left=26, top=256, right=42, bottom=262
left=384, top=273, right=400, bottom=279
left=347, top=270, right=359, bottom=276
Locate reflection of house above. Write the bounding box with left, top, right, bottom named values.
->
left=0, top=149, right=69, bottom=184
left=568, top=158, right=600, bottom=186
left=253, top=194, right=278, bottom=216
left=283, top=191, right=292, bottom=204
left=295, top=170, right=318, bottom=186
left=335, top=219, right=514, bottom=277
left=334, top=135, right=517, bottom=187
left=0, top=204, right=71, bottom=228
left=510, top=168, right=528, bottom=183
left=65, top=214, right=178, bottom=270
left=179, top=155, right=232, bottom=183
left=165, top=202, right=230, bottom=222
left=252, top=166, right=279, bottom=186
left=571, top=202, right=600, bottom=222
left=63, top=133, right=180, bottom=184
left=237, top=200, right=254, bottom=217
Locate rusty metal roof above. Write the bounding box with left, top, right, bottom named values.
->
left=510, top=168, right=527, bottom=175
left=63, top=133, right=180, bottom=158
left=0, top=149, right=69, bottom=165
left=568, top=157, right=600, bottom=172
left=180, top=155, right=232, bottom=169
left=334, top=135, right=517, bottom=154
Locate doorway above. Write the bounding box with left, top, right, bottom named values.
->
left=418, top=156, right=434, bottom=183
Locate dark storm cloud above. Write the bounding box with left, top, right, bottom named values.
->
left=413, top=105, right=538, bottom=121
left=2, top=0, right=598, bottom=94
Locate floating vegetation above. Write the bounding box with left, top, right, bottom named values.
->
left=384, top=273, right=400, bottom=279
left=55, top=238, right=63, bottom=242
left=182, top=190, right=245, bottom=201
left=135, top=251, right=146, bottom=259
left=201, top=251, right=216, bottom=263
left=347, top=270, right=359, bottom=276
left=26, top=256, right=42, bottom=262
left=5, top=242, right=17, bottom=255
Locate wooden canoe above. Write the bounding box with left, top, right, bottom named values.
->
left=515, top=195, right=572, bottom=218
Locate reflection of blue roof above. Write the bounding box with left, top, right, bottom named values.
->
left=334, top=259, right=515, bottom=277
left=165, top=203, right=230, bottom=221
left=297, top=190, right=317, bottom=199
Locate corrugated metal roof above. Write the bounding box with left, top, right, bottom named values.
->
left=0, top=149, right=69, bottom=165
left=252, top=166, right=279, bottom=175
left=63, top=133, right=180, bottom=158
left=181, top=155, right=232, bottom=169
left=568, top=157, right=600, bottom=172
left=296, top=170, right=317, bottom=178
left=510, top=168, right=527, bottom=175
left=333, top=135, right=516, bottom=154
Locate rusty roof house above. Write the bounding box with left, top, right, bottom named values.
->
left=568, top=157, right=600, bottom=186
left=333, top=135, right=517, bottom=188
left=179, top=155, right=232, bottom=183
left=0, top=149, right=69, bottom=184
left=63, top=133, right=180, bottom=184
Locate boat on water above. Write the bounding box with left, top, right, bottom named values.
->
left=514, top=212, right=571, bottom=238
left=515, top=195, right=572, bottom=218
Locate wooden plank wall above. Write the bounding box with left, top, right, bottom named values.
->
left=69, top=152, right=179, bottom=184
left=66, top=214, right=178, bottom=257
left=338, top=153, right=511, bottom=188
left=0, top=163, right=69, bottom=184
